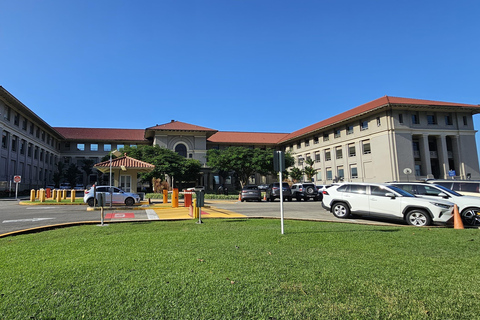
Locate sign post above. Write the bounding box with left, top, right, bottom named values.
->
left=273, top=151, right=286, bottom=234
left=13, top=175, right=21, bottom=200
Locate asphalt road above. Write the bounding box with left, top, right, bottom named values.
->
left=0, top=197, right=405, bottom=236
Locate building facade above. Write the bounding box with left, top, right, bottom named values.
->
left=1, top=86, right=479, bottom=192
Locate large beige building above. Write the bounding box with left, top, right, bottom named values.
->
left=1, top=86, right=479, bottom=192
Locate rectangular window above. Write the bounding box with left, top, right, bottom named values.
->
left=334, top=128, right=341, bottom=138
left=41, top=131, right=45, bottom=141
left=337, top=166, right=344, bottom=179
left=34, top=147, right=39, bottom=159
left=350, top=165, right=358, bottom=178
left=336, top=147, right=343, bottom=159
left=14, top=112, right=19, bottom=126
left=40, top=149, right=44, bottom=161
left=427, top=114, right=437, bottom=125
left=362, top=140, right=371, bottom=154
left=316, top=170, right=322, bottom=181
left=305, top=139, right=310, bottom=147
left=77, top=143, right=85, bottom=151
left=36, top=128, right=40, bottom=138
left=325, top=150, right=331, bottom=161
left=28, top=144, right=32, bottom=157
left=399, top=114, right=404, bottom=124
left=360, top=120, right=369, bottom=131
left=1, top=131, right=8, bottom=149
left=376, top=117, right=381, bottom=126
left=463, top=116, right=467, bottom=126
left=117, top=144, right=124, bottom=150
left=104, top=144, right=111, bottom=152
left=90, top=144, right=98, bottom=151
left=315, top=151, right=320, bottom=162
left=297, top=156, right=304, bottom=166
left=4, top=106, right=11, bottom=120
left=326, top=168, right=333, bottom=180
left=323, top=133, right=329, bottom=142
left=297, top=142, right=301, bottom=149
left=313, top=136, right=319, bottom=144
left=348, top=144, right=356, bottom=157
left=20, top=140, right=26, bottom=155
left=445, top=114, right=453, bottom=125
left=22, top=118, right=27, bottom=130
left=29, top=123, right=34, bottom=135
left=346, top=124, right=354, bottom=135
left=65, top=142, right=70, bottom=150
left=11, top=136, right=17, bottom=152
left=411, top=113, right=419, bottom=124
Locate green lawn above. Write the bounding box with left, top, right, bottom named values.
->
left=1, top=219, right=479, bottom=319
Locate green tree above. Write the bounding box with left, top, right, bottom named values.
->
left=121, top=145, right=201, bottom=189
left=289, top=167, right=304, bottom=183
left=304, top=158, right=317, bottom=182
left=65, top=163, right=80, bottom=188
left=53, top=161, right=65, bottom=188
left=207, top=147, right=295, bottom=187
left=80, top=159, right=95, bottom=185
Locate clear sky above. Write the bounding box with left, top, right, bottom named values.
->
left=1, top=1, right=479, bottom=137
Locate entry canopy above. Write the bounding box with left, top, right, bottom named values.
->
left=94, top=155, right=155, bottom=173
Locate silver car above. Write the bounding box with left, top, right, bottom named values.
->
left=84, top=186, right=141, bottom=207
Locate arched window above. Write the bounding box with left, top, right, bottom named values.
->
left=175, top=143, right=187, bottom=158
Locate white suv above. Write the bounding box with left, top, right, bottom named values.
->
left=390, top=182, right=480, bottom=226
left=322, top=182, right=454, bottom=226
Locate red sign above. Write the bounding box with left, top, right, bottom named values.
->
left=13, top=175, right=21, bottom=183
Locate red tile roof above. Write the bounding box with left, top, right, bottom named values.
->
left=54, top=127, right=147, bottom=142
left=278, top=96, right=480, bottom=143
left=94, top=155, right=155, bottom=170
left=147, top=120, right=217, bottom=132
left=208, top=131, right=289, bottom=145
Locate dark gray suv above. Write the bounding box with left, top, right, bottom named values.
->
left=291, top=183, right=320, bottom=201
left=266, top=182, right=292, bottom=202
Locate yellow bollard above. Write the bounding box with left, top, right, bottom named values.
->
left=30, top=189, right=36, bottom=202
left=40, top=189, right=46, bottom=202
left=52, top=189, right=57, bottom=200
left=36, top=189, right=40, bottom=199
left=172, top=188, right=179, bottom=208
left=62, top=189, right=67, bottom=200
left=193, top=199, right=198, bottom=218
left=56, top=189, right=62, bottom=202
left=163, top=189, right=168, bottom=204
left=71, top=190, right=76, bottom=202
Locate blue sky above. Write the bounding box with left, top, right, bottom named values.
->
left=1, top=0, right=479, bottom=138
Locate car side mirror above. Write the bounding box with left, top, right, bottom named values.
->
left=438, top=192, right=448, bottom=198
left=385, top=192, right=396, bottom=199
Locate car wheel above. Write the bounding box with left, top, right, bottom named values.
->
left=125, top=198, right=134, bottom=206
left=332, top=202, right=350, bottom=219
left=461, top=207, right=480, bottom=225
left=406, top=209, right=432, bottom=226
left=270, top=196, right=275, bottom=202
left=87, top=197, right=96, bottom=207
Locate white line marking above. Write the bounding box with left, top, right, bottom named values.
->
left=3, top=218, right=56, bottom=223
left=146, top=209, right=159, bottom=220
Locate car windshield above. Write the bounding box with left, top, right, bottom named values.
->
left=434, top=184, right=463, bottom=196
left=243, top=186, right=258, bottom=190
left=387, top=185, right=414, bottom=197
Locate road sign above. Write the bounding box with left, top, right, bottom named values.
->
left=14, top=175, right=21, bottom=183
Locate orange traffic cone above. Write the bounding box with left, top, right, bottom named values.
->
left=263, top=193, right=266, bottom=201
left=238, top=193, right=241, bottom=201
left=453, top=204, right=464, bottom=229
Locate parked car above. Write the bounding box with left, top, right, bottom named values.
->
left=425, top=179, right=480, bottom=197
left=45, top=184, right=55, bottom=190
left=59, top=183, right=71, bottom=190
left=240, top=185, right=262, bottom=202
left=390, top=182, right=480, bottom=226
left=74, top=184, right=85, bottom=191
left=84, top=186, right=141, bottom=207
left=266, top=182, right=292, bottom=202
left=258, top=184, right=269, bottom=191
left=291, top=183, right=319, bottom=201
left=322, top=182, right=454, bottom=226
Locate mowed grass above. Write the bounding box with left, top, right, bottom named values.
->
left=1, top=220, right=479, bottom=319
